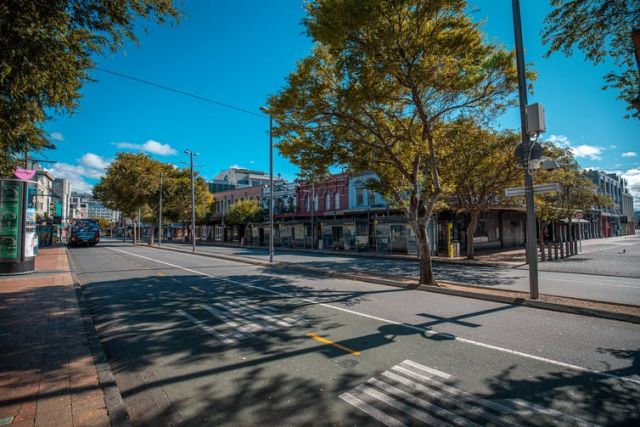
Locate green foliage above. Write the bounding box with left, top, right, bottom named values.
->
left=533, top=143, right=607, bottom=223
left=269, top=0, right=521, bottom=283
left=224, top=200, right=263, bottom=226
left=0, top=0, right=179, bottom=174
left=439, top=119, right=522, bottom=258
left=543, top=0, right=640, bottom=118
left=93, top=153, right=213, bottom=223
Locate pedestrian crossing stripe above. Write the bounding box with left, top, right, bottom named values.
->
left=340, top=360, right=597, bottom=427
left=177, top=298, right=304, bottom=345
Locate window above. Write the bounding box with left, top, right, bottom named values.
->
left=368, top=190, right=376, bottom=206
left=356, top=186, right=365, bottom=207
left=305, top=195, right=310, bottom=212
left=313, top=195, right=318, bottom=211
left=325, top=193, right=331, bottom=210
left=334, top=192, right=340, bottom=209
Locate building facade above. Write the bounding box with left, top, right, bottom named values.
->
left=87, top=200, right=120, bottom=222
left=213, top=167, right=271, bottom=188
left=586, top=170, right=635, bottom=237
left=52, top=178, right=72, bottom=223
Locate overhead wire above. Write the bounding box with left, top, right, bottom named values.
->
left=93, top=66, right=266, bottom=118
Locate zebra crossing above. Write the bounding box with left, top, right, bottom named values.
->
left=177, top=297, right=304, bottom=344
left=340, top=360, right=597, bottom=427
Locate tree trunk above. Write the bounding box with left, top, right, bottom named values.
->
left=465, top=211, right=480, bottom=259
left=410, top=220, right=435, bottom=286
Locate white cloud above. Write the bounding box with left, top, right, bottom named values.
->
left=610, top=145, right=617, bottom=149
left=621, top=168, right=640, bottom=206
left=546, top=134, right=571, bottom=147
left=622, top=152, right=637, bottom=157
left=79, top=153, right=110, bottom=170
left=112, top=139, right=177, bottom=156
left=45, top=152, right=111, bottom=193
left=141, top=140, right=177, bottom=156
left=46, top=163, right=94, bottom=193
left=50, top=132, right=64, bottom=142
left=249, top=160, right=256, bottom=164
left=571, top=144, right=603, bottom=161
left=229, top=164, right=243, bottom=169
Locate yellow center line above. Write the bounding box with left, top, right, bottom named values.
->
left=307, top=332, right=361, bottom=356
left=157, top=272, right=165, bottom=276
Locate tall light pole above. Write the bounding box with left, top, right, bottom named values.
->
left=158, top=173, right=163, bottom=246
left=260, top=106, right=274, bottom=263
left=185, top=149, right=198, bottom=252
left=512, top=0, right=539, bottom=299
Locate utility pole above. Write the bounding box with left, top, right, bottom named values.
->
left=184, top=150, right=197, bottom=252
left=138, top=206, right=141, bottom=244
left=260, top=106, right=274, bottom=263
left=311, top=182, right=315, bottom=249
left=512, top=0, right=539, bottom=299
left=158, top=173, right=163, bottom=246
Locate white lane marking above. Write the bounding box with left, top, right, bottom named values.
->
left=381, top=371, right=511, bottom=427
left=391, top=365, right=524, bottom=425
left=354, top=385, right=447, bottom=426
left=401, top=359, right=452, bottom=380
left=108, top=247, right=640, bottom=386
left=367, top=378, right=478, bottom=427
left=212, top=302, right=273, bottom=332
left=190, top=286, right=206, bottom=293
left=500, top=399, right=596, bottom=427
left=235, top=297, right=303, bottom=324
left=201, top=305, right=253, bottom=339
left=339, top=392, right=406, bottom=427
left=225, top=299, right=293, bottom=327
left=176, top=309, right=234, bottom=344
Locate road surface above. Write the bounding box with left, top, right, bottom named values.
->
left=70, top=242, right=640, bottom=425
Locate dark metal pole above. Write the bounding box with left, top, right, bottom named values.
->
left=312, top=182, right=315, bottom=249
left=158, top=173, right=163, bottom=246
left=189, top=152, right=196, bottom=252
left=269, top=113, right=274, bottom=263
left=512, top=0, right=539, bottom=299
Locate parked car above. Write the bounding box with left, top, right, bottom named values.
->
left=68, top=219, right=100, bottom=247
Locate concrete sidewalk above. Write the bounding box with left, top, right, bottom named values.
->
left=0, top=247, right=125, bottom=427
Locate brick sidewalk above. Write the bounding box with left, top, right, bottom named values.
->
left=0, top=247, right=111, bottom=426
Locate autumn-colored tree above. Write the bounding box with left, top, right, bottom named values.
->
left=162, top=169, right=213, bottom=224
left=543, top=0, right=640, bottom=118
left=269, top=0, right=520, bottom=285
left=440, top=120, right=521, bottom=259
left=224, top=199, right=263, bottom=239
left=532, top=143, right=612, bottom=258
left=0, top=0, right=179, bottom=174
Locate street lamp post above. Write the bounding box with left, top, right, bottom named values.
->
left=512, top=0, right=539, bottom=299
left=260, top=106, right=274, bottom=263
left=184, top=150, right=198, bottom=252
left=158, top=173, right=163, bottom=246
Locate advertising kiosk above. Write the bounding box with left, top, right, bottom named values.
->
left=0, top=178, right=38, bottom=275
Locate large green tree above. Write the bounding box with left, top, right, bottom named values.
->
left=269, top=0, right=520, bottom=285
left=0, top=0, right=179, bottom=174
left=543, top=0, right=640, bottom=118
left=440, top=119, right=521, bottom=259
left=93, top=153, right=213, bottom=243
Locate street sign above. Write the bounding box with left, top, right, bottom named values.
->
left=574, top=211, right=584, bottom=220
left=504, top=183, right=561, bottom=197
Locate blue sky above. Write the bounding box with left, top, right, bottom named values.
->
left=44, top=0, right=640, bottom=203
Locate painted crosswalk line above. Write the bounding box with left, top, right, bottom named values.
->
left=340, top=360, right=598, bottom=427
left=176, top=296, right=304, bottom=345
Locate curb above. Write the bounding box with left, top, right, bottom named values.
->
left=146, top=243, right=640, bottom=325
left=66, top=248, right=132, bottom=427
left=152, top=241, right=520, bottom=269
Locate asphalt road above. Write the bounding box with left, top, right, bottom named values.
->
left=70, top=242, right=640, bottom=426
left=153, top=240, right=640, bottom=306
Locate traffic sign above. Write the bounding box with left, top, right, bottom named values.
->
left=504, top=183, right=561, bottom=197
left=574, top=211, right=584, bottom=220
